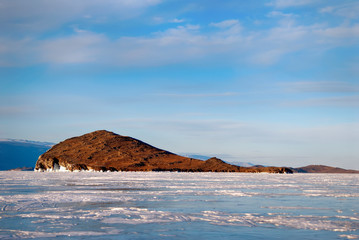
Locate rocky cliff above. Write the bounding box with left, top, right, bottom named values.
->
left=35, top=130, right=292, bottom=173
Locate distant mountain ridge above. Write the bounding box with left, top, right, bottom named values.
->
left=0, top=138, right=54, bottom=147
left=0, top=139, right=53, bottom=170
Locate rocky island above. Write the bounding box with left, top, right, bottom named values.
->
left=35, top=130, right=292, bottom=173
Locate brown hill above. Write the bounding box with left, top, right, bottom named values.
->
left=35, top=130, right=292, bottom=173
left=293, top=165, right=359, bottom=173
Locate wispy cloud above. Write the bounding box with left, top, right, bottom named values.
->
left=287, top=96, right=359, bottom=107
left=281, top=81, right=359, bottom=93
left=268, top=0, right=316, bottom=8
left=40, top=33, right=108, bottom=64
left=0, top=106, right=36, bottom=115
left=153, top=17, right=186, bottom=24
left=1, top=19, right=355, bottom=67
left=267, top=11, right=297, bottom=18
left=1, top=0, right=359, bottom=68
left=319, top=2, right=359, bottom=19
left=170, top=18, right=185, bottom=23
left=0, top=0, right=162, bottom=34
left=280, top=81, right=359, bottom=108
left=210, top=19, right=240, bottom=28
left=158, top=92, right=239, bottom=98
left=315, top=24, right=359, bottom=42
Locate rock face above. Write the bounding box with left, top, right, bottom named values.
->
left=35, top=130, right=234, bottom=172
left=35, top=130, right=292, bottom=173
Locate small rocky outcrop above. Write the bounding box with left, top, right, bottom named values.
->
left=35, top=130, right=292, bottom=173
left=240, top=166, right=293, bottom=173
left=8, top=167, right=34, bottom=171
left=292, top=165, right=359, bottom=173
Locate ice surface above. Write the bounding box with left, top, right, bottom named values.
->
left=0, top=172, right=358, bottom=239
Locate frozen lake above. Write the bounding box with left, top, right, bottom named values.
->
left=0, top=172, right=358, bottom=239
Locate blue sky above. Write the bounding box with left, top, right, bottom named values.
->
left=1, top=0, right=358, bottom=169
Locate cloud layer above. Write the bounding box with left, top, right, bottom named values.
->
left=1, top=1, right=359, bottom=67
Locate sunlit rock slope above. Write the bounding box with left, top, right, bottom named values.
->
left=35, top=130, right=292, bottom=173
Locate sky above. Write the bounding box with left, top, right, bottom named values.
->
left=1, top=0, right=358, bottom=169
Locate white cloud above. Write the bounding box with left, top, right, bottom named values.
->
left=0, top=37, right=37, bottom=66
left=0, top=0, right=162, bottom=34
left=286, top=96, right=359, bottom=107
left=280, top=82, right=359, bottom=108
left=72, top=26, right=89, bottom=34
left=249, top=49, right=286, bottom=65
left=316, top=24, right=359, bottom=39
left=210, top=19, right=240, bottom=28
left=281, top=81, right=359, bottom=93
left=158, top=92, right=239, bottom=98
left=170, top=18, right=185, bottom=23
left=267, top=11, right=296, bottom=18
left=269, top=0, right=315, bottom=8
left=152, top=16, right=165, bottom=24
left=152, top=17, right=185, bottom=24
left=118, top=0, right=161, bottom=7
left=1, top=0, right=359, bottom=68
left=208, top=20, right=243, bottom=43
left=319, top=6, right=334, bottom=14
left=249, top=21, right=359, bottom=65
left=40, top=33, right=108, bottom=64
left=278, top=94, right=359, bottom=108
left=247, top=24, right=312, bottom=65
left=1, top=15, right=359, bottom=67
left=320, top=2, right=359, bottom=19
left=0, top=106, right=35, bottom=115
left=108, top=25, right=206, bottom=66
